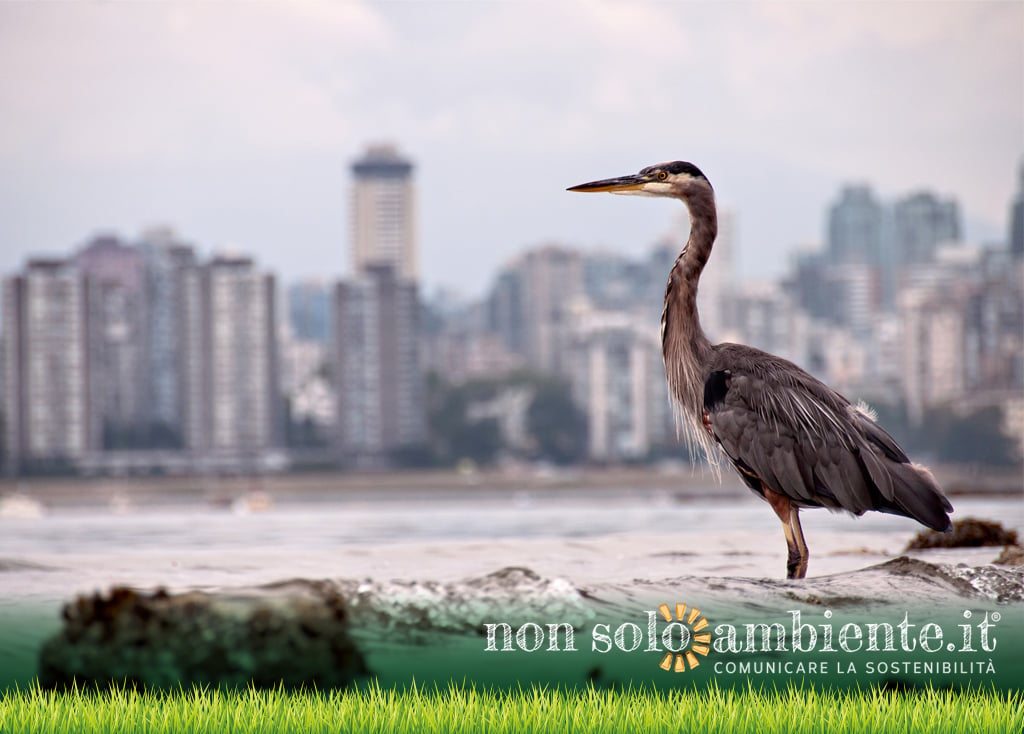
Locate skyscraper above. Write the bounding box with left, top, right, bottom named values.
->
left=514, top=245, right=585, bottom=375
left=827, top=185, right=884, bottom=266
left=2, top=259, right=88, bottom=471
left=1010, top=161, right=1024, bottom=259
left=567, top=308, right=662, bottom=461
left=287, top=279, right=331, bottom=343
left=333, top=265, right=424, bottom=464
left=195, top=256, right=281, bottom=457
left=892, top=192, right=960, bottom=265
left=137, top=228, right=197, bottom=447
left=334, top=144, right=425, bottom=465
left=350, top=144, right=418, bottom=281
left=76, top=235, right=147, bottom=449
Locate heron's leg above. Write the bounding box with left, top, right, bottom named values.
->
left=762, top=485, right=802, bottom=580
left=788, top=506, right=809, bottom=580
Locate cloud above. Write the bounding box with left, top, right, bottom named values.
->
left=0, top=0, right=1020, bottom=294
left=0, top=1, right=392, bottom=162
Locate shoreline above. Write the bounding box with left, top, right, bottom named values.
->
left=1, top=464, right=1019, bottom=509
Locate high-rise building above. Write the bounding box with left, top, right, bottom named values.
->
left=730, top=281, right=803, bottom=364
left=788, top=251, right=833, bottom=323
left=901, top=288, right=967, bottom=425
left=350, top=144, right=417, bottom=282
left=2, top=259, right=88, bottom=471
left=76, top=235, right=147, bottom=449
left=333, top=265, right=424, bottom=464
left=825, top=263, right=877, bottom=338
left=515, top=245, right=585, bottom=375
left=827, top=185, right=884, bottom=267
left=567, top=307, right=664, bottom=461
left=1010, top=161, right=1024, bottom=259
left=287, top=280, right=331, bottom=343
left=333, top=143, right=426, bottom=465
left=137, top=228, right=197, bottom=447
left=193, top=256, right=281, bottom=457
left=486, top=268, right=526, bottom=358
left=892, top=192, right=960, bottom=265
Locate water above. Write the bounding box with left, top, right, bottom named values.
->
left=0, top=486, right=1020, bottom=689
left=1, top=488, right=1019, bottom=602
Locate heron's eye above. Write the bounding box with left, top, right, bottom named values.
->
left=657, top=171, right=668, bottom=181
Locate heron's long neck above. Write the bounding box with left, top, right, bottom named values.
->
left=661, top=187, right=716, bottom=411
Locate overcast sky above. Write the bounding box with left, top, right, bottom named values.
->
left=1, top=1, right=1021, bottom=299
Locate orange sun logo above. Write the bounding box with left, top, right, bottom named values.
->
left=657, top=602, right=712, bottom=672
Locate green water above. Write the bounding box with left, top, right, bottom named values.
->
left=6, top=595, right=1018, bottom=693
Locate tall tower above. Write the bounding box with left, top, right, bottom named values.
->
left=137, top=227, right=198, bottom=446
left=1010, top=161, right=1024, bottom=259
left=350, top=144, right=418, bottom=282
left=827, top=185, right=884, bottom=267
left=195, top=256, right=280, bottom=457
left=76, top=235, right=147, bottom=450
left=333, top=144, right=425, bottom=466
left=333, top=265, right=424, bottom=465
left=2, top=259, right=88, bottom=472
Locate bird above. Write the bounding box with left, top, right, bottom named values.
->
left=568, top=161, right=952, bottom=579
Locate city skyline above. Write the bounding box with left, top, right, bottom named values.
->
left=2, top=165, right=1015, bottom=301
left=1, top=2, right=1020, bottom=298
left=3, top=171, right=1021, bottom=473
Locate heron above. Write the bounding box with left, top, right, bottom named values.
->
left=568, top=161, right=952, bottom=579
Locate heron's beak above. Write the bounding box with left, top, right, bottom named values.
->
left=567, top=173, right=649, bottom=194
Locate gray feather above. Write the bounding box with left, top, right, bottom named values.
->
left=703, top=343, right=952, bottom=530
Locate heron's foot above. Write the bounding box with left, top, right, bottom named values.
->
left=780, top=518, right=809, bottom=579
left=786, top=545, right=809, bottom=580
left=785, top=505, right=810, bottom=579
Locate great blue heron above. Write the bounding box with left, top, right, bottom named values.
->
left=568, top=161, right=952, bottom=579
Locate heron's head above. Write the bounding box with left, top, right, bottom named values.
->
left=567, top=161, right=712, bottom=199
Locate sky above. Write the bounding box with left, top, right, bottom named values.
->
left=0, top=1, right=1021, bottom=299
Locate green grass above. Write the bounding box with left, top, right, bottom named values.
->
left=1, top=683, right=1020, bottom=734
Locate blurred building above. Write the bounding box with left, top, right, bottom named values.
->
left=287, top=279, right=331, bottom=343
left=1010, top=161, right=1024, bottom=260
left=788, top=250, right=833, bottom=323
left=828, top=185, right=884, bottom=267
left=280, top=332, right=335, bottom=441
left=333, top=265, right=424, bottom=465
left=332, top=143, right=426, bottom=466
left=892, top=192, right=960, bottom=266
left=422, top=295, right=523, bottom=385
left=962, top=250, right=1024, bottom=394
left=191, top=256, right=281, bottom=459
left=897, top=246, right=1023, bottom=425
left=350, top=144, right=418, bottom=282
left=730, top=281, right=802, bottom=363
left=487, top=268, right=525, bottom=357
left=2, top=259, right=88, bottom=471
left=826, top=263, right=878, bottom=339
left=567, top=306, right=667, bottom=461
left=901, top=288, right=968, bottom=425
left=138, top=228, right=198, bottom=447
left=582, top=251, right=647, bottom=312
left=495, top=245, right=584, bottom=376
left=76, top=235, right=148, bottom=450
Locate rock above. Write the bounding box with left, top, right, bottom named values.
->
left=37, top=559, right=1024, bottom=690
left=906, top=517, right=1019, bottom=550
left=39, top=582, right=367, bottom=690
left=994, top=545, right=1024, bottom=567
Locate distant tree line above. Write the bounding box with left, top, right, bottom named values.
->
left=420, top=371, right=588, bottom=469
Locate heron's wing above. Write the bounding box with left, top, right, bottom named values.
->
left=703, top=344, right=951, bottom=530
